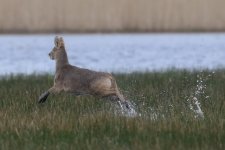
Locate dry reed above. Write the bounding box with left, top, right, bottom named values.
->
left=0, top=0, right=225, bottom=32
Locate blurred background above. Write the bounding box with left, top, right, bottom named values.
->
left=1, top=0, right=225, bottom=74
left=1, top=0, right=225, bottom=33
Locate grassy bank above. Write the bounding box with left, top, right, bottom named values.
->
left=0, top=70, right=224, bottom=150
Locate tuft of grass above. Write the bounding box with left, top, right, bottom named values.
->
left=0, top=70, right=224, bottom=150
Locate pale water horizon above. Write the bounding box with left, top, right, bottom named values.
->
left=0, top=33, right=225, bottom=75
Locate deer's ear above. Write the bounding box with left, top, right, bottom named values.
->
left=55, top=36, right=65, bottom=48
left=54, top=36, right=60, bottom=48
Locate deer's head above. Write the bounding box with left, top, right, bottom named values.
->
left=49, top=36, right=65, bottom=60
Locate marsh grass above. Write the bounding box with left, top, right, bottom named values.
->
left=0, top=70, right=224, bottom=150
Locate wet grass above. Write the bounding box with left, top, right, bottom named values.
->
left=0, top=70, right=224, bottom=150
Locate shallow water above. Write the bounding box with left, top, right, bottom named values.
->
left=0, top=33, right=225, bottom=75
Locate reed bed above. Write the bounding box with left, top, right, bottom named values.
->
left=0, top=70, right=224, bottom=149
left=0, top=0, right=225, bottom=33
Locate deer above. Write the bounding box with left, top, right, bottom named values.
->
left=38, top=36, right=130, bottom=110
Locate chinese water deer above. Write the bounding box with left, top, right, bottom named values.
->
left=38, top=36, right=130, bottom=109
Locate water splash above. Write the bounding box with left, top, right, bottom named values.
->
left=111, top=72, right=213, bottom=120
left=117, top=101, right=139, bottom=117
left=187, top=72, right=211, bottom=119
left=188, top=96, right=204, bottom=118
left=113, top=100, right=166, bottom=120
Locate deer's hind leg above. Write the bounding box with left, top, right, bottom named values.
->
left=102, top=79, right=131, bottom=110
left=115, top=92, right=131, bottom=110
left=107, top=93, right=131, bottom=110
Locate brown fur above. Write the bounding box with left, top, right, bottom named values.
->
left=38, top=36, right=128, bottom=106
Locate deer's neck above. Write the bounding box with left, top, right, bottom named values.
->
left=56, top=49, right=69, bottom=72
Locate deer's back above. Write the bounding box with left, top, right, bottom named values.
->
left=57, top=65, right=115, bottom=96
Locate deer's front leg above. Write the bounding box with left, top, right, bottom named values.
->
left=38, top=86, right=61, bottom=103
left=38, top=91, right=50, bottom=103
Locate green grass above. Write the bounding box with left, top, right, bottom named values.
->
left=0, top=70, right=224, bottom=150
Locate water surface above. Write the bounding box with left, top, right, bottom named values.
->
left=0, top=33, right=225, bottom=75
